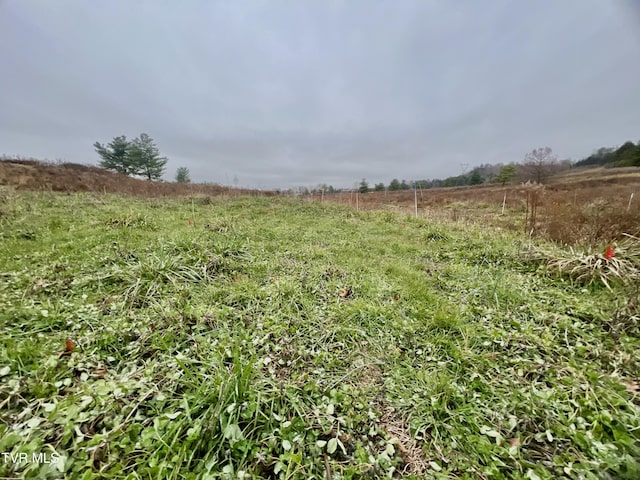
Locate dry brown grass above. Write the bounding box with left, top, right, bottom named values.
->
left=0, top=158, right=276, bottom=197
left=524, top=234, right=640, bottom=290
left=315, top=170, right=640, bottom=246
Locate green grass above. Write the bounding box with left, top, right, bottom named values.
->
left=0, top=190, right=638, bottom=479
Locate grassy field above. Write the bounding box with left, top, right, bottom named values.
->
left=0, top=190, right=639, bottom=479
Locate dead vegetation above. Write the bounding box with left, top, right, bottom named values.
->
left=524, top=233, right=640, bottom=290
left=0, top=157, right=274, bottom=197
left=317, top=168, right=640, bottom=246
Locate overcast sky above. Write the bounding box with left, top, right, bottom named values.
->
left=1, top=1, right=639, bottom=189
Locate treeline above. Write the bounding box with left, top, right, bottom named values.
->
left=305, top=146, right=570, bottom=193
left=302, top=162, right=568, bottom=195
left=574, top=140, right=640, bottom=168
left=308, top=140, right=639, bottom=194
left=357, top=160, right=571, bottom=192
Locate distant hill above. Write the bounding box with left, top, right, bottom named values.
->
left=0, top=157, right=271, bottom=196
left=574, top=141, right=640, bottom=168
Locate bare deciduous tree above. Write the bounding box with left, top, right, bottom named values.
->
left=522, top=147, right=558, bottom=184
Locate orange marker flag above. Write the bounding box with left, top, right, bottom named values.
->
left=604, top=246, right=615, bottom=260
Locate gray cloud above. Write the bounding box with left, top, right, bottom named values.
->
left=1, top=0, right=639, bottom=188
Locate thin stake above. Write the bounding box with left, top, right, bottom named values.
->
left=501, top=192, right=507, bottom=215
left=356, top=191, right=359, bottom=211
left=414, top=181, right=418, bottom=218
left=524, top=193, right=529, bottom=235
left=628, top=189, right=635, bottom=212
left=191, top=198, right=196, bottom=227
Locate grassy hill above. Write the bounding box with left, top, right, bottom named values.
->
left=1, top=191, right=638, bottom=479
left=0, top=158, right=267, bottom=197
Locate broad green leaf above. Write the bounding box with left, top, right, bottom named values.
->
left=223, top=423, right=244, bottom=443
left=327, top=437, right=338, bottom=454
left=525, top=470, right=542, bottom=480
